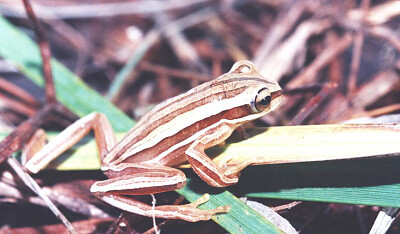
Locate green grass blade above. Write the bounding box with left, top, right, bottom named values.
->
left=0, top=17, right=134, bottom=131
left=0, top=17, right=281, bottom=232
left=177, top=178, right=283, bottom=234
left=246, top=184, right=400, bottom=208
left=106, top=29, right=159, bottom=100
left=239, top=159, right=400, bottom=208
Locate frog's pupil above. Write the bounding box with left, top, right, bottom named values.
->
left=259, top=95, right=271, bottom=106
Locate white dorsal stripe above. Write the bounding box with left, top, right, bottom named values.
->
left=123, top=77, right=234, bottom=139
left=144, top=110, right=266, bottom=164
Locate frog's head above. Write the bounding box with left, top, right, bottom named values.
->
left=229, top=60, right=283, bottom=116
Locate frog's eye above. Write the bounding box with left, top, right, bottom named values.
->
left=251, top=88, right=271, bottom=112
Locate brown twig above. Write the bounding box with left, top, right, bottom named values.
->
left=107, top=6, right=218, bottom=100
left=286, top=33, right=354, bottom=89
left=0, top=178, right=45, bottom=206
left=139, top=61, right=211, bottom=82
left=347, top=32, right=364, bottom=97
left=0, top=0, right=213, bottom=19
left=353, top=104, right=400, bottom=118
left=278, top=33, right=353, bottom=116
left=288, top=83, right=337, bottom=126
left=368, top=26, right=400, bottom=53
left=0, top=218, right=114, bottom=233
left=347, top=0, right=370, bottom=98
left=257, top=18, right=333, bottom=81
left=1, top=170, right=110, bottom=218
left=0, top=78, right=40, bottom=107
left=0, top=0, right=59, bottom=164
left=105, top=213, right=124, bottom=234
left=143, top=220, right=170, bottom=234
left=348, top=1, right=400, bottom=26
left=326, top=32, right=344, bottom=85
left=105, top=213, right=140, bottom=234
left=351, top=69, right=399, bottom=109
left=0, top=104, right=53, bottom=164
left=212, top=58, right=222, bottom=78
left=157, top=73, right=173, bottom=100
left=221, top=9, right=265, bottom=41
left=22, top=0, right=56, bottom=105
left=7, top=157, right=77, bottom=234
left=0, top=0, right=76, bottom=231
left=253, top=1, right=315, bottom=66
left=284, top=83, right=329, bottom=95
left=313, top=68, right=399, bottom=123
left=157, top=12, right=209, bottom=74
left=207, top=17, right=248, bottom=61
left=0, top=92, right=37, bottom=116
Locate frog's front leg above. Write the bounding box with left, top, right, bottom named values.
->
left=91, top=163, right=230, bottom=222
left=186, top=122, right=240, bottom=187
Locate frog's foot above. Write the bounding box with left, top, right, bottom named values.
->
left=180, top=193, right=231, bottom=221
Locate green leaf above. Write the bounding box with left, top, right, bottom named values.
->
left=52, top=132, right=400, bottom=208
left=0, top=17, right=134, bottom=131
left=177, top=178, right=283, bottom=234
left=239, top=159, right=400, bottom=208
left=246, top=184, right=400, bottom=208
left=0, top=17, right=279, bottom=233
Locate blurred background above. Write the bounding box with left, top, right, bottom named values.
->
left=0, top=0, right=399, bottom=233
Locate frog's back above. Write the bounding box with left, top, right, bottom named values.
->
left=104, top=73, right=274, bottom=166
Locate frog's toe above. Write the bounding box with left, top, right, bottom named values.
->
left=182, top=193, right=230, bottom=221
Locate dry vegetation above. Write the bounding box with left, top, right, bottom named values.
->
left=0, top=0, right=399, bottom=233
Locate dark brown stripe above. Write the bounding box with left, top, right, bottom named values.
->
left=109, top=86, right=248, bottom=162
left=139, top=86, right=247, bottom=134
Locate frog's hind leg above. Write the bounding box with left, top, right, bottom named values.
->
left=91, top=163, right=230, bottom=222
left=24, top=112, right=116, bottom=173
left=100, top=193, right=228, bottom=222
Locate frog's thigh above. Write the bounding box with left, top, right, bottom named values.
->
left=91, top=163, right=186, bottom=195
